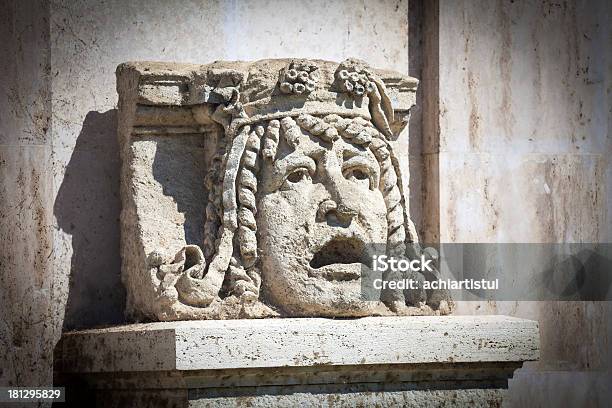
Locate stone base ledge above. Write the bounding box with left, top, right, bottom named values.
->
left=56, top=315, right=539, bottom=372
left=54, top=316, right=539, bottom=407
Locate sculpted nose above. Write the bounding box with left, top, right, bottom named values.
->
left=316, top=168, right=360, bottom=227
left=316, top=199, right=357, bottom=226
left=315, top=153, right=360, bottom=226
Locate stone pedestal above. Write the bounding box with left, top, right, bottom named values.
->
left=54, top=316, right=539, bottom=407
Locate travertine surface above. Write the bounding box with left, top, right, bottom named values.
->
left=420, top=1, right=612, bottom=406
left=91, top=388, right=508, bottom=408
left=117, top=59, right=452, bottom=321
left=56, top=316, right=539, bottom=372
left=55, top=315, right=538, bottom=407
left=186, top=389, right=506, bottom=408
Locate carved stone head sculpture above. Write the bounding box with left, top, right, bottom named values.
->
left=117, top=59, right=452, bottom=321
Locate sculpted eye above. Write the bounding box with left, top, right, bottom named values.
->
left=343, top=167, right=372, bottom=189
left=348, top=169, right=368, bottom=180
left=282, top=167, right=312, bottom=188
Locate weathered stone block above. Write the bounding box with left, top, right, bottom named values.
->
left=55, top=315, right=539, bottom=407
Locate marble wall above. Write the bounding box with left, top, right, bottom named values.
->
left=0, top=0, right=54, bottom=389
left=420, top=0, right=611, bottom=405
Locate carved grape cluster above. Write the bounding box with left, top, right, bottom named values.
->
left=337, top=66, right=376, bottom=97
left=279, top=61, right=320, bottom=95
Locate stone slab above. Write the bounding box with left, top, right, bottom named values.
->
left=56, top=315, right=539, bottom=373
left=97, top=387, right=507, bottom=408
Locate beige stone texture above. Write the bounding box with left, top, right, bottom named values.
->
left=56, top=316, right=539, bottom=372
left=54, top=316, right=538, bottom=406
left=419, top=0, right=612, bottom=406
left=0, top=0, right=54, bottom=393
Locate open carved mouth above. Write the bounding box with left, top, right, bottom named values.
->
left=309, top=236, right=371, bottom=281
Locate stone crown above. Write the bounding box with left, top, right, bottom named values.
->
left=117, top=58, right=418, bottom=139
left=192, top=58, right=408, bottom=127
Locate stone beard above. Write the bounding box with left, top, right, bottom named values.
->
left=119, top=59, right=452, bottom=321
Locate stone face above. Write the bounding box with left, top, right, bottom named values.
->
left=54, top=316, right=539, bottom=407
left=117, top=59, right=452, bottom=321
